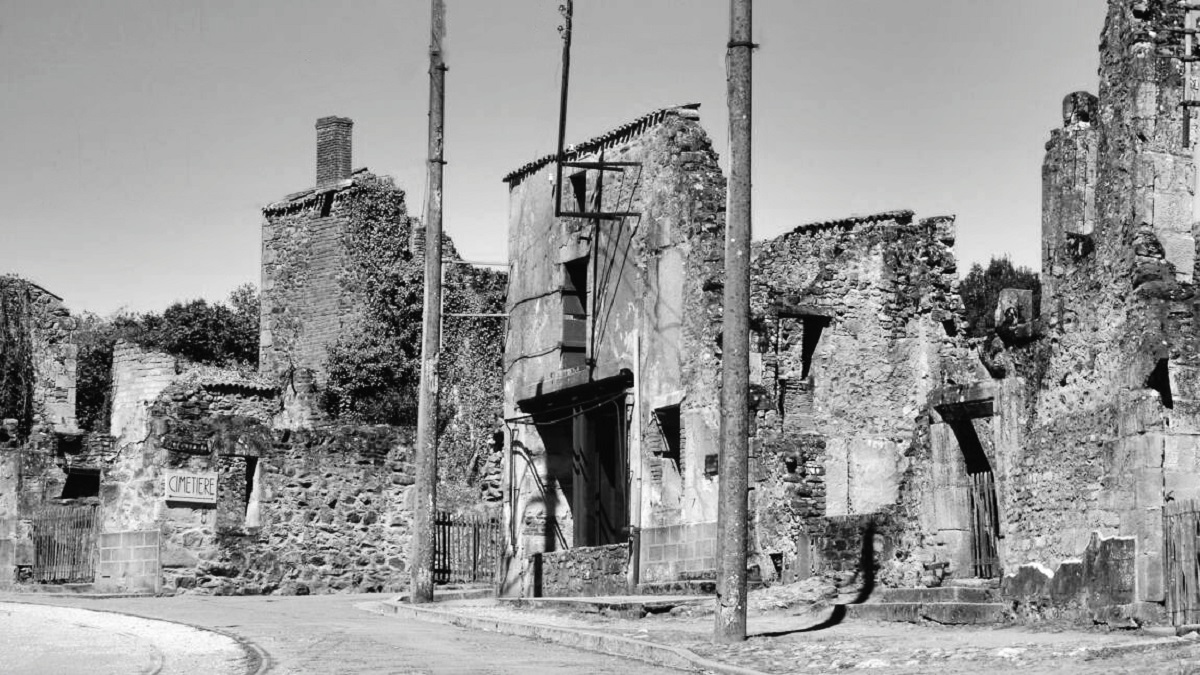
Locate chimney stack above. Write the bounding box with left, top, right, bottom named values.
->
left=316, top=116, right=353, bottom=188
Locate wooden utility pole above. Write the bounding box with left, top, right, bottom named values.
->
left=715, top=0, right=753, bottom=643
left=411, top=0, right=447, bottom=605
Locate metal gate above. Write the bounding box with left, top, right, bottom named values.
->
left=968, top=471, right=1000, bottom=579
left=1165, top=499, right=1200, bottom=625
left=433, top=511, right=500, bottom=584
left=31, top=504, right=99, bottom=583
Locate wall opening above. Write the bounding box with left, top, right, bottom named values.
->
left=650, top=405, right=683, bottom=511
left=569, top=171, right=589, bottom=213
left=799, top=316, right=829, bottom=379
left=245, top=456, right=262, bottom=528
left=1148, top=358, right=1174, bottom=409
left=561, top=257, right=589, bottom=369
left=60, top=469, right=100, bottom=499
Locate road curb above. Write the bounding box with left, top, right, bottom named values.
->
left=359, top=600, right=769, bottom=675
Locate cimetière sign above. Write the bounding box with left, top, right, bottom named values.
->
left=164, top=470, right=218, bottom=504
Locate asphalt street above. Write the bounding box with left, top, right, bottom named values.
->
left=2, top=594, right=689, bottom=675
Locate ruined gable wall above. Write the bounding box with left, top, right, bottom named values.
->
left=749, top=213, right=972, bottom=584
left=0, top=277, right=77, bottom=436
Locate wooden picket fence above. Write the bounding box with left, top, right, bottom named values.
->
left=31, top=503, right=99, bottom=583
left=968, top=471, right=1001, bottom=579
left=1165, top=499, right=1200, bottom=626
left=433, top=511, right=501, bottom=585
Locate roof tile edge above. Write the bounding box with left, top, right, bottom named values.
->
left=502, top=103, right=702, bottom=186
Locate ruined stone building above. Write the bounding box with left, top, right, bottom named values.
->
left=501, top=104, right=727, bottom=595
left=748, top=212, right=977, bottom=588
left=1, top=117, right=505, bottom=595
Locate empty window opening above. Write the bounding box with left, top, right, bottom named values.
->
left=799, top=316, right=829, bottom=379
left=653, top=405, right=682, bottom=473
left=245, top=456, right=262, bottom=528
left=569, top=171, right=589, bottom=213
left=561, top=257, right=589, bottom=369
left=60, top=469, right=100, bottom=499
left=319, top=191, right=335, bottom=217
left=1148, top=358, right=1174, bottom=409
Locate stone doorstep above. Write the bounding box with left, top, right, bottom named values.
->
left=846, top=601, right=1009, bottom=625
left=871, top=586, right=998, bottom=604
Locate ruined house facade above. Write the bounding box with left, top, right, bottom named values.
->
left=501, top=105, right=727, bottom=595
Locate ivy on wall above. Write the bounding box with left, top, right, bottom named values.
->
left=0, top=278, right=35, bottom=437
left=321, top=177, right=506, bottom=496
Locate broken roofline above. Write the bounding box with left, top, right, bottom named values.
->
left=501, top=103, right=702, bottom=186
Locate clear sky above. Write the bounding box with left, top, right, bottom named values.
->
left=1, top=1, right=1105, bottom=316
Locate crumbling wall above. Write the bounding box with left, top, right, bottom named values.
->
left=0, top=277, right=77, bottom=437
left=990, top=0, right=1200, bottom=624
left=748, top=212, right=974, bottom=584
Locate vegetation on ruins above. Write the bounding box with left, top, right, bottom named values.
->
left=0, top=278, right=35, bottom=436
left=959, top=256, right=1041, bottom=338
left=320, top=179, right=506, bottom=490
left=74, top=285, right=260, bottom=432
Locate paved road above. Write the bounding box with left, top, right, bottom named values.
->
left=0, top=601, right=248, bottom=675
left=5, top=594, right=691, bottom=675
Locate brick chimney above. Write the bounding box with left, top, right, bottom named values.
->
left=315, top=116, right=353, bottom=188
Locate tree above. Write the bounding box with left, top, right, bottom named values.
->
left=959, top=257, right=1041, bottom=338
left=73, top=286, right=260, bottom=432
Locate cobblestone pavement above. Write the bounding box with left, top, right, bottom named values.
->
left=0, top=601, right=248, bottom=675
left=434, top=599, right=1200, bottom=675
left=2, top=593, right=686, bottom=675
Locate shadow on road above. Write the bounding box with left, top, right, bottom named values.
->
left=752, top=522, right=877, bottom=638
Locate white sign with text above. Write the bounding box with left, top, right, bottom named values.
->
left=164, top=470, right=218, bottom=504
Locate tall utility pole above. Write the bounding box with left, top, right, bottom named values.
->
left=715, top=0, right=753, bottom=644
left=411, top=0, right=447, bottom=605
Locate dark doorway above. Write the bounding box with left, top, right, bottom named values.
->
left=949, top=419, right=1000, bottom=578
left=571, top=399, right=629, bottom=547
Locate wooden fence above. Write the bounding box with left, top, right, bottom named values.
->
left=31, top=503, right=99, bottom=583
left=968, top=471, right=1000, bottom=579
left=1165, top=499, right=1200, bottom=626
left=433, top=511, right=500, bottom=585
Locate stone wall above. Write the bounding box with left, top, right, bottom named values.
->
left=0, top=276, right=77, bottom=437
left=501, top=104, right=726, bottom=595
left=538, top=543, right=629, bottom=597
left=159, top=424, right=415, bottom=595
left=103, top=355, right=415, bottom=595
